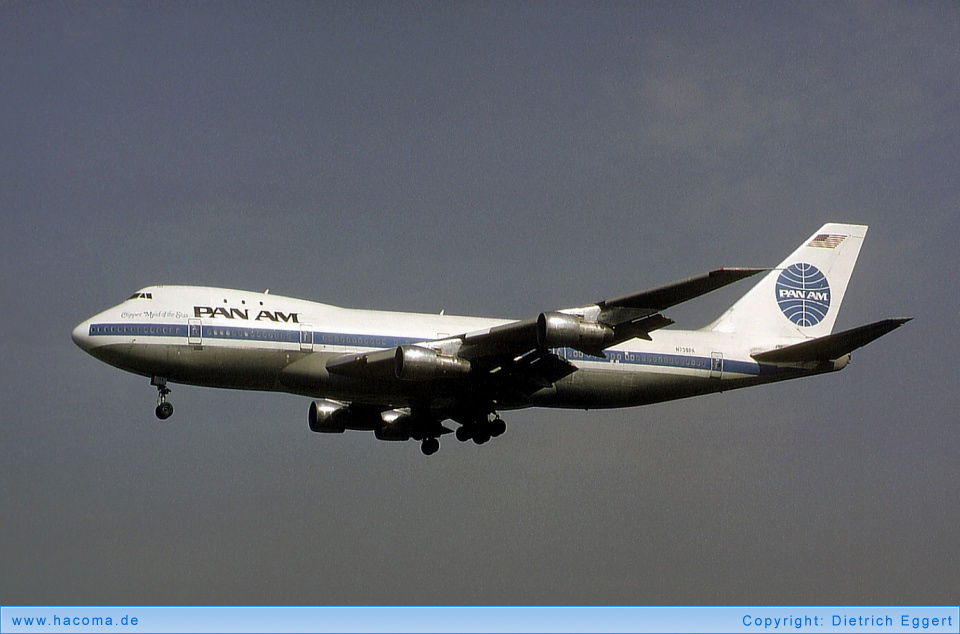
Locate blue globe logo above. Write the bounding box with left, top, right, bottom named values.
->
left=775, top=263, right=831, bottom=327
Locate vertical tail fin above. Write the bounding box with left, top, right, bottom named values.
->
left=707, top=223, right=868, bottom=340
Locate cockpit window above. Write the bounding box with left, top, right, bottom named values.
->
left=127, top=292, right=154, bottom=300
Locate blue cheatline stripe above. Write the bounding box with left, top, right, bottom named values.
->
left=89, top=323, right=189, bottom=337
left=88, top=322, right=765, bottom=376
left=567, top=349, right=763, bottom=377
left=88, top=323, right=425, bottom=348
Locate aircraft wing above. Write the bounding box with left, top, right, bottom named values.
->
left=458, top=267, right=765, bottom=360
left=594, top=267, right=765, bottom=348
left=751, top=318, right=912, bottom=363
left=595, top=268, right=766, bottom=317
left=327, top=268, right=765, bottom=398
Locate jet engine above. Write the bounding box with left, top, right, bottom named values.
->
left=309, top=400, right=417, bottom=439
left=394, top=345, right=471, bottom=381
left=374, top=410, right=413, bottom=441
left=308, top=399, right=351, bottom=433
left=536, top=312, right=614, bottom=353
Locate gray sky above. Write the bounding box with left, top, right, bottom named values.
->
left=2, top=2, right=958, bottom=605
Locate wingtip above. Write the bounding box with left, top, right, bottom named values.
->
left=712, top=267, right=765, bottom=272
left=710, top=267, right=769, bottom=280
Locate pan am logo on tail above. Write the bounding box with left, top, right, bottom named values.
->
left=776, top=263, right=831, bottom=327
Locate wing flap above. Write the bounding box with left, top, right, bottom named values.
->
left=611, top=313, right=675, bottom=343
left=326, top=348, right=397, bottom=379
left=751, top=318, right=911, bottom=363
left=487, top=349, right=578, bottom=397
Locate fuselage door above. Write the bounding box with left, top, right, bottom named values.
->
left=300, top=324, right=314, bottom=352
left=710, top=352, right=723, bottom=379
left=188, top=319, right=202, bottom=345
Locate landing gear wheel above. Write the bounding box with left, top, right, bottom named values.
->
left=457, top=413, right=506, bottom=446
left=472, top=426, right=491, bottom=445
left=421, top=438, right=440, bottom=456
left=152, top=376, right=173, bottom=420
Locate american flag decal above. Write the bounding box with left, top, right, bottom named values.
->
left=808, top=233, right=846, bottom=249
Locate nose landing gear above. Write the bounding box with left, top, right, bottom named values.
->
left=152, top=376, right=174, bottom=420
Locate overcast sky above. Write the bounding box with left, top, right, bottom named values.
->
left=2, top=2, right=958, bottom=606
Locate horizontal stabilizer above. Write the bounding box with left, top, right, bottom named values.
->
left=751, top=318, right=911, bottom=363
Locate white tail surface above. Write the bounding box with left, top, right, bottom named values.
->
left=707, top=223, right=868, bottom=340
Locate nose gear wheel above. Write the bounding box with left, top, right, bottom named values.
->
left=152, top=376, right=174, bottom=420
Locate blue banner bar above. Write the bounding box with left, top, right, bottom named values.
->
left=2, top=606, right=957, bottom=634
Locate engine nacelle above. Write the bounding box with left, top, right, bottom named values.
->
left=308, top=399, right=349, bottom=433
left=374, top=410, right=412, bottom=441
left=536, top=312, right=614, bottom=353
left=394, top=345, right=471, bottom=381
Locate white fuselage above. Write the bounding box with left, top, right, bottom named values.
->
left=72, top=285, right=834, bottom=413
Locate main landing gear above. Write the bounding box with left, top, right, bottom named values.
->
left=152, top=376, right=173, bottom=420
left=455, top=416, right=507, bottom=445
left=420, top=437, right=440, bottom=456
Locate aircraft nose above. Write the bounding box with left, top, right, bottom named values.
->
left=72, top=320, right=92, bottom=351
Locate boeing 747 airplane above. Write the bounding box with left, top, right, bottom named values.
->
left=72, top=223, right=909, bottom=455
